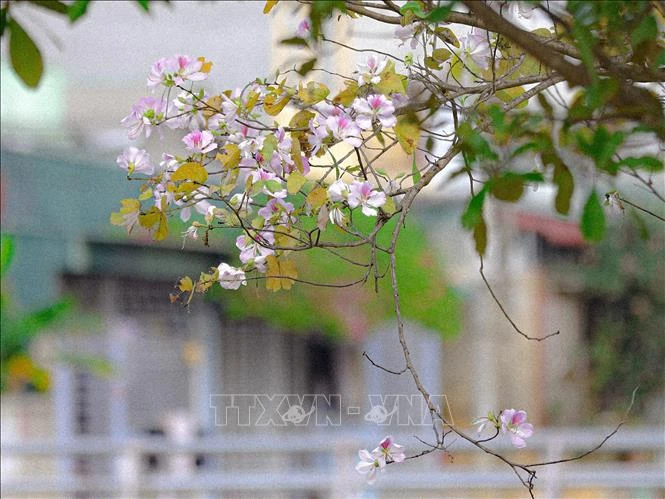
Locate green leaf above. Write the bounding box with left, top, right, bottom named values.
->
left=581, top=190, right=606, bottom=243
left=424, top=4, right=454, bottom=22
left=490, top=173, right=525, bottom=202
left=432, top=48, right=451, bottom=62
left=297, top=58, right=317, bottom=76
left=68, top=0, right=90, bottom=22
left=473, top=216, right=488, bottom=256
left=400, top=1, right=426, bottom=17
left=280, top=37, right=309, bottom=46
left=618, top=155, right=663, bottom=172
left=552, top=162, right=574, bottom=215
left=411, top=153, right=421, bottom=185
left=461, top=187, right=487, bottom=229
left=135, top=0, right=150, bottom=12
left=8, top=20, right=43, bottom=88
left=457, top=122, right=497, bottom=162
left=1, top=234, right=15, bottom=274
left=0, top=8, right=7, bottom=37
left=424, top=56, right=442, bottom=70
left=631, top=14, right=657, bottom=49
left=27, top=1, right=69, bottom=15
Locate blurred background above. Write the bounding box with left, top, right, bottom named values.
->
left=1, top=1, right=663, bottom=498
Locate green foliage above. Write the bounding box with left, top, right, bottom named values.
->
left=581, top=225, right=665, bottom=414
left=218, top=217, right=461, bottom=340
left=581, top=191, right=606, bottom=243
left=8, top=19, right=43, bottom=88
left=1, top=235, right=73, bottom=392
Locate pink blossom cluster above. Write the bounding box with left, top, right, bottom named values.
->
left=474, top=408, right=534, bottom=448
left=355, top=435, right=405, bottom=484
left=115, top=54, right=402, bottom=291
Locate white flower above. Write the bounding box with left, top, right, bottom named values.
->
left=327, top=180, right=350, bottom=202
left=217, top=263, right=247, bottom=290
left=355, top=449, right=385, bottom=485
left=328, top=206, right=347, bottom=226
left=116, top=147, right=154, bottom=175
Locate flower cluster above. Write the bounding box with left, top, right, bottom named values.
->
left=473, top=408, right=534, bottom=448
left=355, top=435, right=405, bottom=484
left=113, top=54, right=401, bottom=293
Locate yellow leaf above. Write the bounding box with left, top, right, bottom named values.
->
left=395, top=113, right=420, bottom=154
left=264, top=92, right=291, bottom=116
left=263, top=0, right=279, bottom=14
left=139, top=207, right=161, bottom=229
left=154, top=210, right=169, bottom=241
left=375, top=61, right=407, bottom=95
left=291, top=136, right=304, bottom=172
left=245, top=90, right=260, bottom=112
left=265, top=255, right=298, bottom=291
left=197, top=57, right=213, bottom=73
left=203, top=95, right=222, bottom=119
left=179, top=276, right=194, bottom=292
left=278, top=259, right=297, bottom=290
left=496, top=86, right=529, bottom=109
left=171, top=162, right=208, bottom=184
left=216, top=144, right=241, bottom=170
left=333, top=80, right=359, bottom=106
left=297, top=81, right=330, bottom=105
left=176, top=182, right=197, bottom=194
left=287, top=171, right=307, bottom=194
left=138, top=186, right=153, bottom=201
left=382, top=196, right=397, bottom=215
left=307, top=186, right=328, bottom=210
left=289, top=109, right=316, bottom=129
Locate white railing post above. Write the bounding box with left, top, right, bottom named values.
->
left=117, top=440, right=141, bottom=499
left=162, top=411, right=197, bottom=499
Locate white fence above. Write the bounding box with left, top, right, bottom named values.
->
left=2, top=427, right=664, bottom=498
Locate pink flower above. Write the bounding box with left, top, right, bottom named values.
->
left=249, top=169, right=287, bottom=198
left=374, top=435, right=405, bottom=463
left=147, top=55, right=210, bottom=90
left=183, top=130, right=217, bottom=154
left=296, top=19, right=311, bottom=38
left=355, top=449, right=385, bottom=485
left=116, top=147, right=154, bottom=175
left=394, top=24, right=418, bottom=49
left=348, top=181, right=386, bottom=216
left=307, top=124, right=330, bottom=155
left=356, top=54, right=387, bottom=86
left=500, top=409, right=534, bottom=448
left=236, top=231, right=275, bottom=270
left=217, top=263, right=247, bottom=290
left=353, top=94, right=396, bottom=130
left=258, top=198, right=295, bottom=224
left=326, top=114, right=362, bottom=148
left=120, top=96, right=167, bottom=139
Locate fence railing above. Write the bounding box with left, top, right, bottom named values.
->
left=2, top=426, right=663, bottom=497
